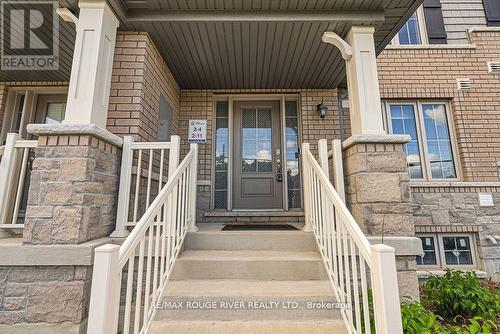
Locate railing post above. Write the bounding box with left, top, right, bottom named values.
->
left=188, top=144, right=198, bottom=232
left=168, top=135, right=180, bottom=176
left=318, top=139, right=329, bottom=178
left=87, top=244, right=121, bottom=334
left=111, top=136, right=134, bottom=238
left=0, top=133, right=21, bottom=225
left=332, top=139, right=345, bottom=203
left=301, top=143, right=313, bottom=232
left=371, top=244, right=403, bottom=334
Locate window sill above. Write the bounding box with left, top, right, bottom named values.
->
left=385, top=44, right=476, bottom=50
left=417, top=270, right=487, bottom=279
left=410, top=181, right=500, bottom=188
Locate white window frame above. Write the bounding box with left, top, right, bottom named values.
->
left=416, top=233, right=478, bottom=270
left=416, top=234, right=441, bottom=269
left=438, top=233, right=478, bottom=269
left=383, top=101, right=461, bottom=181
left=392, top=7, right=428, bottom=46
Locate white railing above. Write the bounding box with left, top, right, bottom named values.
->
left=87, top=142, right=198, bottom=334
left=112, top=136, right=181, bottom=238
left=302, top=141, right=403, bottom=334
left=0, top=133, right=38, bottom=228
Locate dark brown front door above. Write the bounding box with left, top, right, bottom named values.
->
left=233, top=101, right=283, bottom=209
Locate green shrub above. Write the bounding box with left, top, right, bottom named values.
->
left=401, top=300, right=441, bottom=334
left=421, top=269, right=500, bottom=323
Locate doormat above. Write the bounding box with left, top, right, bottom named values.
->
left=222, top=224, right=299, bottom=231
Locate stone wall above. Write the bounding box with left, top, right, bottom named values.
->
left=0, top=265, right=92, bottom=334
left=23, top=130, right=121, bottom=245
left=411, top=184, right=500, bottom=280
left=343, top=136, right=415, bottom=236
left=378, top=29, right=500, bottom=182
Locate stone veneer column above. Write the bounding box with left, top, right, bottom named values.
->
left=23, top=124, right=122, bottom=245
left=343, top=134, right=421, bottom=298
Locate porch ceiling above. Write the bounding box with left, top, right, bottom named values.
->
left=0, top=0, right=423, bottom=89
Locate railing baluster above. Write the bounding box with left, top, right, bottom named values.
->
left=142, top=224, right=154, bottom=327
left=146, top=149, right=153, bottom=207
left=123, top=256, right=135, bottom=334
left=360, top=258, right=371, bottom=334
left=351, top=239, right=362, bottom=332
left=134, top=238, right=145, bottom=334
left=133, top=149, right=142, bottom=224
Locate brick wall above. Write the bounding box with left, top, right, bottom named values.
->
left=377, top=29, right=500, bottom=182
left=107, top=32, right=180, bottom=142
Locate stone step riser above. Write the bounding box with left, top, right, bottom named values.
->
left=155, top=296, right=343, bottom=321
left=184, top=232, right=317, bottom=251
left=171, top=258, right=327, bottom=280
left=151, top=320, right=347, bottom=334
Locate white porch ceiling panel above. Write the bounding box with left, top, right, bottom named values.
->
left=0, top=0, right=423, bottom=89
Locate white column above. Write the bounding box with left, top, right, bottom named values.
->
left=63, top=0, right=119, bottom=128
left=345, top=26, right=385, bottom=135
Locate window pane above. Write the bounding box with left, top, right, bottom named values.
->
left=214, top=101, right=229, bottom=209
left=397, top=13, right=422, bottom=45
left=422, top=104, right=456, bottom=179
left=45, top=102, right=66, bottom=124
left=416, top=237, right=437, bottom=266
left=285, top=100, right=301, bottom=208
left=443, top=236, right=474, bottom=266
left=389, top=104, right=423, bottom=179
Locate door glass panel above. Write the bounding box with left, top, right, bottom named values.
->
left=285, top=100, right=301, bottom=208
left=241, top=108, right=272, bottom=173
left=214, top=101, right=229, bottom=209
left=44, top=102, right=66, bottom=124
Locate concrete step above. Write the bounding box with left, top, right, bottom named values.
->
left=164, top=279, right=333, bottom=297
left=155, top=280, right=342, bottom=321
left=184, top=231, right=317, bottom=251
left=170, top=250, right=327, bottom=280
left=150, top=320, right=347, bottom=334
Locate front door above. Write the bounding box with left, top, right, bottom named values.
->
left=233, top=101, right=283, bottom=209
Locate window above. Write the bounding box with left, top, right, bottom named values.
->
left=384, top=102, right=458, bottom=180
left=214, top=101, right=229, bottom=209
left=416, top=234, right=477, bottom=269
left=157, top=95, right=172, bottom=141
left=44, top=102, right=66, bottom=124
left=392, top=8, right=428, bottom=45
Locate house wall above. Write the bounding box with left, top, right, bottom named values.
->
left=377, top=29, right=500, bottom=279
left=441, top=0, right=487, bottom=44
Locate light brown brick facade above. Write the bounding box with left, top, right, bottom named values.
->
left=377, top=30, right=500, bottom=182
left=107, top=32, right=180, bottom=142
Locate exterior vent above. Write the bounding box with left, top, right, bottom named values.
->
left=487, top=61, right=500, bottom=74
left=456, top=78, right=471, bottom=91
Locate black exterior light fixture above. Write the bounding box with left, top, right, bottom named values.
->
left=317, top=99, right=328, bottom=118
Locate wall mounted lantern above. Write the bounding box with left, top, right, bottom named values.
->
left=317, top=99, right=328, bottom=118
